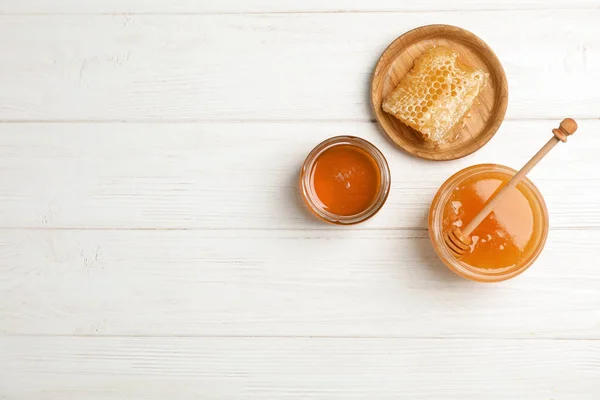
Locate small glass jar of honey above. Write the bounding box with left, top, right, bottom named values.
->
left=300, top=136, right=391, bottom=225
left=429, top=164, right=549, bottom=282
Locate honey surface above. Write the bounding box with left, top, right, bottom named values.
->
left=311, top=145, right=380, bottom=216
left=442, top=171, right=543, bottom=269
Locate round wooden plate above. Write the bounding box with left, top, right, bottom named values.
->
left=371, top=25, right=508, bottom=161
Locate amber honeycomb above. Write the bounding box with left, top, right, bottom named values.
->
left=382, top=46, right=488, bottom=144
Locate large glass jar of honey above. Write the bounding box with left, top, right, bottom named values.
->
left=429, top=164, right=549, bottom=282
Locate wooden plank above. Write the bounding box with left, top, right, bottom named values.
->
left=1, top=336, right=598, bottom=399
left=0, top=120, right=596, bottom=229
left=1, top=228, right=599, bottom=337
left=0, top=12, right=599, bottom=121
left=0, top=0, right=597, bottom=13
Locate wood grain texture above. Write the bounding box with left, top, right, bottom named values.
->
left=0, top=120, right=597, bottom=230
left=1, top=4, right=599, bottom=398
left=1, top=0, right=598, bottom=13
left=372, top=25, right=508, bottom=160
left=1, top=336, right=599, bottom=399
left=0, top=11, right=600, bottom=121
left=2, top=229, right=599, bottom=337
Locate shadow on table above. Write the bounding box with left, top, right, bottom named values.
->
left=413, top=207, right=464, bottom=283
left=290, top=170, right=316, bottom=223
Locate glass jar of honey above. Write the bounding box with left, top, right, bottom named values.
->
left=300, top=136, right=391, bottom=225
left=429, top=164, right=549, bottom=282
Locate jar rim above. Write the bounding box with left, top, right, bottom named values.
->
left=300, top=136, right=391, bottom=225
left=428, top=163, right=549, bottom=282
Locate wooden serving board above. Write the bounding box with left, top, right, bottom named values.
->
left=371, top=24, right=509, bottom=161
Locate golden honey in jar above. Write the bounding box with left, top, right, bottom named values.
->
left=429, top=164, right=549, bottom=282
left=300, top=136, right=391, bottom=225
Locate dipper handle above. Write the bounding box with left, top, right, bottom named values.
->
left=444, top=118, right=577, bottom=259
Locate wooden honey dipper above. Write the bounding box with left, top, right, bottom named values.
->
left=443, top=118, right=578, bottom=259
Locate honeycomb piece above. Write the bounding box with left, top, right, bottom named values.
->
left=382, top=46, right=488, bottom=144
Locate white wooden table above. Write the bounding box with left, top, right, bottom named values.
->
left=1, top=1, right=599, bottom=398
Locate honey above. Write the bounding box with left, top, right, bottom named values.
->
left=442, top=171, right=543, bottom=269
left=301, top=136, right=391, bottom=225
left=311, top=145, right=380, bottom=216
left=382, top=46, right=488, bottom=144
left=429, top=164, right=548, bottom=282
